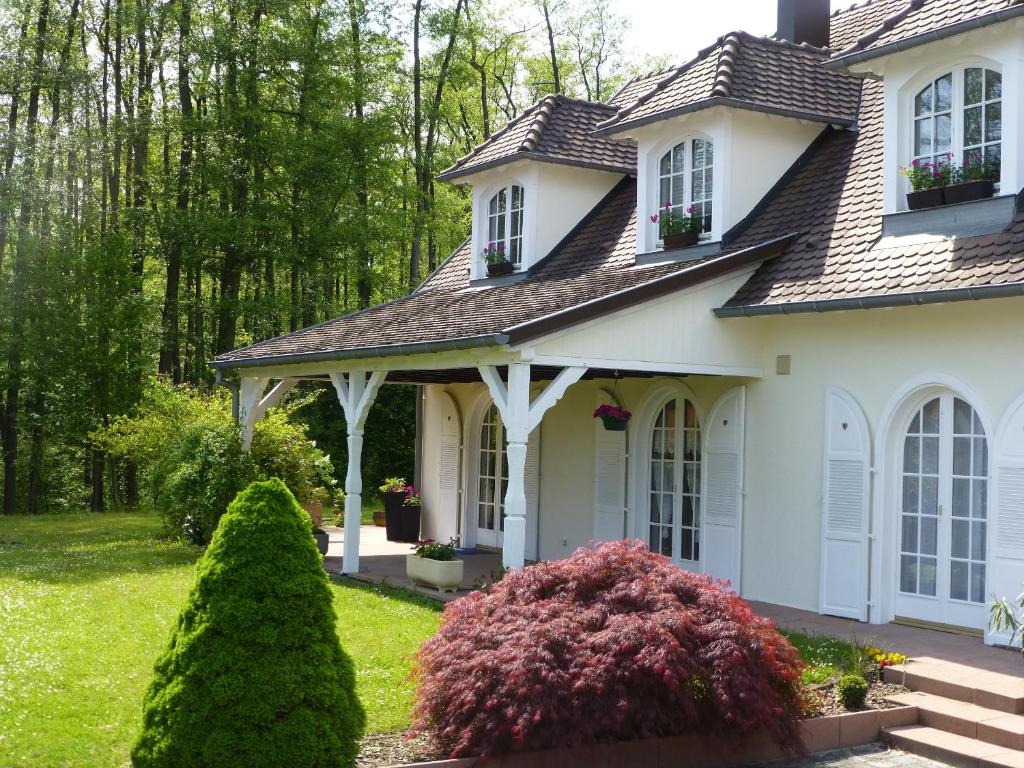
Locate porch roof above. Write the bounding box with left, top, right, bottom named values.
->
left=211, top=179, right=793, bottom=371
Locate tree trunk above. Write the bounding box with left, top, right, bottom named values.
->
left=542, top=0, right=561, bottom=94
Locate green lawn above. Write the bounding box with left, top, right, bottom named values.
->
left=0, top=512, right=441, bottom=768
left=781, top=630, right=858, bottom=685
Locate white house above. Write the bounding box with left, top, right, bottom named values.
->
left=213, top=0, right=1024, bottom=646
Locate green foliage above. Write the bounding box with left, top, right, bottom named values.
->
left=131, top=479, right=365, bottom=768
left=249, top=409, right=337, bottom=505
left=836, top=673, right=869, bottom=710
left=411, top=537, right=458, bottom=561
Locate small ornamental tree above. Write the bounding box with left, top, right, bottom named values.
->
left=412, top=540, right=805, bottom=759
left=132, top=479, right=364, bottom=768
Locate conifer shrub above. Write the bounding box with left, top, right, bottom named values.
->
left=412, top=540, right=805, bottom=759
left=131, top=478, right=364, bottom=768
left=837, top=674, right=869, bottom=710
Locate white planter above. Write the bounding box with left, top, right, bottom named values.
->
left=406, top=554, right=464, bottom=594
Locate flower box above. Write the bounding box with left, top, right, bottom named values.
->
left=942, top=179, right=994, bottom=205
left=906, top=188, right=945, bottom=210
left=406, top=554, right=464, bottom=594
left=487, top=261, right=515, bottom=277
left=662, top=231, right=700, bottom=250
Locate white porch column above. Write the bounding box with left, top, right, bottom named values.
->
left=329, top=370, right=386, bottom=574
left=239, top=376, right=297, bottom=451
left=478, top=363, right=586, bottom=569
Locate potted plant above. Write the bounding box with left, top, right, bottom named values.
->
left=379, top=477, right=409, bottom=542
left=407, top=537, right=463, bottom=593
left=312, top=523, right=330, bottom=556
left=482, top=241, right=514, bottom=277
left=302, top=486, right=330, bottom=528
left=398, top=484, right=423, bottom=543
left=900, top=157, right=950, bottom=210
left=651, top=201, right=703, bottom=250
left=594, top=403, right=632, bottom=431
left=944, top=156, right=997, bottom=205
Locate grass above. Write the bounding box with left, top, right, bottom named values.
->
left=780, top=629, right=858, bottom=685
left=0, top=512, right=442, bottom=768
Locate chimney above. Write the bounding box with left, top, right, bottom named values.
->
left=777, top=0, right=831, bottom=48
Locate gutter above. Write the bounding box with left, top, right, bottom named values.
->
left=714, top=282, right=1024, bottom=318
left=210, top=333, right=510, bottom=371
left=826, top=5, right=1024, bottom=70
left=436, top=152, right=636, bottom=183
left=591, top=97, right=855, bottom=138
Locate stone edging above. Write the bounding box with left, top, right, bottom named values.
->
left=385, top=706, right=920, bottom=768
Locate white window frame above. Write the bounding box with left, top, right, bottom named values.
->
left=905, top=63, right=1002, bottom=195
left=653, top=137, right=714, bottom=248
left=484, top=184, right=525, bottom=271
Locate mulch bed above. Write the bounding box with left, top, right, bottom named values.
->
left=805, top=679, right=909, bottom=717
left=357, top=732, right=443, bottom=768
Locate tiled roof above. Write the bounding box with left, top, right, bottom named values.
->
left=828, top=0, right=909, bottom=52
left=832, top=0, right=1024, bottom=64
left=721, top=78, right=1024, bottom=312
left=213, top=181, right=746, bottom=366
left=596, top=33, right=863, bottom=136
left=436, top=95, right=636, bottom=181
left=607, top=66, right=677, bottom=107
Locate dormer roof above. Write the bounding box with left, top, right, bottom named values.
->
left=829, top=0, right=1024, bottom=68
left=593, top=32, right=863, bottom=137
left=436, top=95, right=637, bottom=182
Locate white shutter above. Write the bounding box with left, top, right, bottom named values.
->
left=702, top=386, right=745, bottom=592
left=990, top=395, right=1024, bottom=646
left=524, top=428, right=540, bottom=560
left=819, top=386, right=871, bottom=621
left=437, top=392, right=461, bottom=543
left=593, top=394, right=627, bottom=542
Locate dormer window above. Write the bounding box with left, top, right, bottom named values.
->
left=658, top=138, right=713, bottom=236
left=912, top=67, right=1001, bottom=178
left=487, top=185, right=525, bottom=269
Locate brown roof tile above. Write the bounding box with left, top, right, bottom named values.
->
left=828, top=0, right=910, bottom=51
left=437, top=95, right=636, bottom=181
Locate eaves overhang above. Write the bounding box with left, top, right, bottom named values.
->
left=436, top=152, right=636, bottom=183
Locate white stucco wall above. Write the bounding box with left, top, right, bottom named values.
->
left=627, top=107, right=822, bottom=253
left=463, top=161, right=622, bottom=280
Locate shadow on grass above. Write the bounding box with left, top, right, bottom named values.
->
left=330, top=573, right=445, bottom=613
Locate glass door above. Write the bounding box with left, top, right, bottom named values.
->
left=648, top=398, right=702, bottom=566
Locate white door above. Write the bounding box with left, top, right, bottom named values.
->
left=436, top=393, right=461, bottom=542
left=895, top=394, right=989, bottom=629
left=646, top=396, right=703, bottom=569
left=594, top=394, right=627, bottom=541
left=702, top=387, right=745, bottom=591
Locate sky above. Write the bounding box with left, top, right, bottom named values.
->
left=615, top=0, right=856, bottom=68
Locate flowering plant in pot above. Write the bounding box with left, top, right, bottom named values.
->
left=407, top=537, right=463, bottom=593
left=379, top=477, right=411, bottom=541
left=594, top=403, right=631, bottom=431
left=900, top=156, right=951, bottom=210
left=945, top=155, right=998, bottom=204
left=482, top=241, right=514, bottom=276
left=651, top=201, right=703, bottom=249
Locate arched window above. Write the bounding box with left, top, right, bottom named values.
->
left=476, top=403, right=508, bottom=546
left=658, top=138, right=713, bottom=236
left=912, top=67, right=1001, bottom=177
left=648, top=398, right=702, bottom=561
left=899, top=395, right=988, bottom=608
left=486, top=185, right=525, bottom=268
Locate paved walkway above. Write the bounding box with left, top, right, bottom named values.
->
left=761, top=744, right=950, bottom=768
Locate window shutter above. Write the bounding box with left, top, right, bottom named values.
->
left=819, top=387, right=871, bottom=621
left=593, top=395, right=627, bottom=542
left=702, top=386, right=745, bottom=592
left=437, top=392, right=461, bottom=542
left=524, top=428, right=540, bottom=561
left=990, top=395, right=1024, bottom=646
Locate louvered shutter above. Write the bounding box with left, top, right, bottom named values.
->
left=990, top=396, right=1024, bottom=646
left=819, top=387, right=871, bottom=621
left=437, top=392, right=461, bottom=542
left=593, top=394, right=627, bottom=542
left=524, top=428, right=540, bottom=560
left=702, top=386, right=745, bottom=592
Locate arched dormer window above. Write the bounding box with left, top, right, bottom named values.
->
left=658, top=138, right=713, bottom=237
left=486, top=185, right=525, bottom=269
left=913, top=67, right=1001, bottom=178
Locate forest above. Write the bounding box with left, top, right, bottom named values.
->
left=0, top=0, right=656, bottom=514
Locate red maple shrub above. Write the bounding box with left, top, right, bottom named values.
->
left=411, top=540, right=805, bottom=759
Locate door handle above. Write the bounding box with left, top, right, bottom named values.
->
left=937, top=504, right=943, bottom=518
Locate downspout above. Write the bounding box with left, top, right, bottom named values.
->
left=414, top=385, right=424, bottom=500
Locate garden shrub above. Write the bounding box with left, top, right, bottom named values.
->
left=132, top=478, right=364, bottom=768
left=836, top=674, right=869, bottom=710
left=412, top=540, right=805, bottom=759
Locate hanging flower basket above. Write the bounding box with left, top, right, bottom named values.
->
left=594, top=404, right=631, bottom=431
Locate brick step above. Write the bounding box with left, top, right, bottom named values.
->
left=883, top=725, right=1024, bottom=768
left=883, top=657, right=1024, bottom=714
left=887, top=692, right=1024, bottom=750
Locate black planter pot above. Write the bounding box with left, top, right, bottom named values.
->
left=600, top=415, right=630, bottom=431
left=397, top=505, right=422, bottom=543
left=943, top=179, right=994, bottom=205
left=313, top=530, right=329, bottom=556
left=662, top=231, right=700, bottom=250
left=906, top=188, right=945, bottom=210
left=486, top=260, right=515, bottom=277
left=382, top=491, right=407, bottom=542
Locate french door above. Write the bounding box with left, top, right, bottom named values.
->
left=648, top=398, right=702, bottom=567
left=895, top=394, right=989, bottom=629
left=476, top=404, right=508, bottom=548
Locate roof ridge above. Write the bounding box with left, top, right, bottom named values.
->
left=439, top=98, right=548, bottom=175
left=837, top=0, right=922, bottom=55
left=830, top=0, right=889, bottom=19
left=711, top=33, right=742, bottom=97
left=607, top=64, right=677, bottom=104
left=520, top=94, right=559, bottom=152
